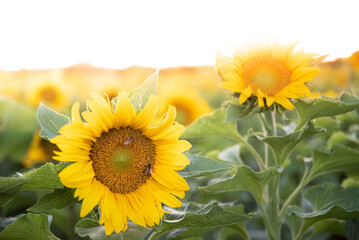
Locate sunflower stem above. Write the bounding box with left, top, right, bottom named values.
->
left=279, top=166, right=310, bottom=220
left=235, top=132, right=265, bottom=171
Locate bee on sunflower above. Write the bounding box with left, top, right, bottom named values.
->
left=216, top=42, right=322, bottom=110
left=50, top=91, right=191, bottom=235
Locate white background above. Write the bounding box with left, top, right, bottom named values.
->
left=0, top=0, right=358, bottom=70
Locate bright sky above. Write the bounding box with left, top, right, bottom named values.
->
left=0, top=0, right=358, bottom=71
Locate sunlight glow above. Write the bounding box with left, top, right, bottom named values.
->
left=0, top=0, right=358, bottom=70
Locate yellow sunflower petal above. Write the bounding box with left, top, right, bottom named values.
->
left=71, top=102, right=82, bottom=123
left=59, top=161, right=95, bottom=188
left=80, top=180, right=105, bottom=217
left=114, top=93, right=136, bottom=128
left=132, top=95, right=158, bottom=129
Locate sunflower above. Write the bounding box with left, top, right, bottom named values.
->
left=23, top=131, right=59, bottom=168
left=349, top=50, right=359, bottom=70
left=157, top=84, right=212, bottom=126
left=217, top=43, right=321, bottom=110
left=25, top=79, right=70, bottom=110
left=50, top=92, right=191, bottom=235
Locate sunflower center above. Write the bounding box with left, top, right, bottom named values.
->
left=242, top=59, right=290, bottom=96
left=40, top=86, right=58, bottom=102
left=90, top=127, right=156, bottom=194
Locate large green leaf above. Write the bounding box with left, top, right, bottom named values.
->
left=308, top=145, right=359, bottom=180
left=151, top=202, right=251, bottom=239
left=21, top=163, right=66, bottom=191
left=199, top=166, right=282, bottom=204
left=225, top=101, right=256, bottom=122
left=294, top=93, right=359, bottom=129
left=0, top=213, right=60, bottom=240
left=28, top=188, right=77, bottom=213
left=74, top=218, right=150, bottom=240
left=182, top=108, right=239, bottom=141
left=179, top=155, right=234, bottom=178
left=37, top=103, right=70, bottom=140
left=112, top=70, right=158, bottom=112
left=287, top=184, right=359, bottom=238
left=0, top=177, right=28, bottom=206
left=0, top=98, right=38, bottom=162
left=251, top=121, right=324, bottom=165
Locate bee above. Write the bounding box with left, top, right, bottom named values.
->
left=123, top=136, right=134, bottom=146
left=144, top=164, right=152, bottom=176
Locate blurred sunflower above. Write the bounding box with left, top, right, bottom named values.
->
left=349, top=50, right=359, bottom=70
left=51, top=92, right=191, bottom=234
left=23, top=131, right=59, bottom=168
left=157, top=84, right=212, bottom=126
left=217, top=42, right=321, bottom=110
left=25, top=79, right=70, bottom=110
left=309, top=59, right=351, bottom=98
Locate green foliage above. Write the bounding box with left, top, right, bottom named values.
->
left=251, top=121, right=324, bottom=165
left=200, top=166, right=282, bottom=204
left=28, top=188, right=77, bottom=213
left=224, top=100, right=256, bottom=122
left=21, top=163, right=66, bottom=191
left=182, top=108, right=239, bottom=141
left=308, top=145, right=359, bottom=180
left=37, top=103, right=70, bottom=140
left=287, top=184, right=359, bottom=238
left=0, top=98, right=38, bottom=162
left=112, top=70, right=158, bottom=112
left=0, top=213, right=60, bottom=240
left=75, top=219, right=151, bottom=240
left=150, top=202, right=251, bottom=239
left=179, top=155, right=234, bottom=178
left=0, top=177, right=28, bottom=206
left=294, top=93, right=359, bottom=129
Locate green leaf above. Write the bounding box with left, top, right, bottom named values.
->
left=307, top=220, right=345, bottom=240
left=21, top=163, right=65, bottom=191
left=0, top=213, right=60, bottom=240
left=74, top=218, right=151, bottom=240
left=0, top=177, right=28, bottom=206
left=199, top=166, right=282, bottom=204
left=112, top=70, right=158, bottom=112
left=308, top=145, right=359, bottom=180
left=28, top=188, right=76, bottom=213
left=152, top=202, right=251, bottom=239
left=0, top=98, right=38, bottom=162
left=179, top=155, right=234, bottom=178
left=327, top=131, right=359, bottom=149
left=37, top=103, right=70, bottom=140
left=287, top=184, right=359, bottom=238
left=182, top=108, right=239, bottom=141
left=251, top=121, right=324, bottom=165
left=294, top=93, right=359, bottom=129
left=225, top=101, right=256, bottom=122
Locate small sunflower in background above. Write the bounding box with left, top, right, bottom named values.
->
left=157, top=83, right=212, bottom=126
left=216, top=42, right=321, bottom=110
left=23, top=130, right=59, bottom=168
left=25, top=78, right=70, bottom=111
left=349, top=50, right=359, bottom=70
left=50, top=92, right=191, bottom=234
left=310, top=59, right=351, bottom=98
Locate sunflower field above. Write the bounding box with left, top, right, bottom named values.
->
left=1, top=43, right=359, bottom=240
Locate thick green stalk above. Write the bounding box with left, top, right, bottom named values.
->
left=279, top=167, right=309, bottom=220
